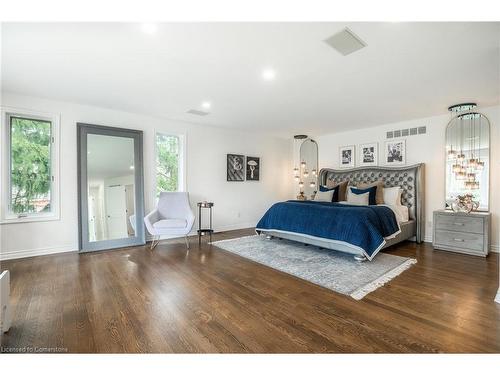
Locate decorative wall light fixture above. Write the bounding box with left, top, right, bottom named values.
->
left=447, top=103, right=485, bottom=191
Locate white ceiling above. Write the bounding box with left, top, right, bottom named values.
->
left=2, top=22, right=499, bottom=137
left=87, top=134, right=135, bottom=181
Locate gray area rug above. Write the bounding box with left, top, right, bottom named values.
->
left=211, top=235, right=417, bottom=300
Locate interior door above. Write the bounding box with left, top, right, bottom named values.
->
left=105, top=185, right=128, bottom=240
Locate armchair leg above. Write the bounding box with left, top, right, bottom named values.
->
left=184, top=235, right=190, bottom=249
left=150, top=235, right=160, bottom=250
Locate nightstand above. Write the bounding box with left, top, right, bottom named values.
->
left=433, top=210, right=491, bottom=257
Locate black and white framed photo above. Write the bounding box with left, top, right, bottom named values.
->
left=385, top=139, right=406, bottom=165
left=226, top=154, right=245, bottom=181
left=246, top=156, right=260, bottom=181
left=359, top=142, right=378, bottom=167
left=339, top=145, right=355, bottom=168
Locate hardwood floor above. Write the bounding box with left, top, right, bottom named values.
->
left=1, top=228, right=499, bottom=353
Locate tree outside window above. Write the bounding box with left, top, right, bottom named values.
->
left=156, top=134, right=179, bottom=196
left=10, top=117, right=52, bottom=214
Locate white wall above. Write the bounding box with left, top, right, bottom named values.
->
left=316, top=105, right=500, bottom=250
left=0, top=93, right=293, bottom=260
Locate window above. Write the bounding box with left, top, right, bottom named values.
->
left=155, top=133, right=185, bottom=196
left=1, top=108, right=60, bottom=223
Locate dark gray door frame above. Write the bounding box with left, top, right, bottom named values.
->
left=77, top=123, right=145, bottom=252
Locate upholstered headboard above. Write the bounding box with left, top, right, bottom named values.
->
left=318, top=163, right=425, bottom=243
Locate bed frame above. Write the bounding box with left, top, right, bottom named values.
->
left=260, top=163, right=425, bottom=260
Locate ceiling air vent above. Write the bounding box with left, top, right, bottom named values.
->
left=187, top=109, right=209, bottom=116
left=324, top=28, right=367, bottom=56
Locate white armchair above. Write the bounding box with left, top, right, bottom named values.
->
left=144, top=192, right=195, bottom=249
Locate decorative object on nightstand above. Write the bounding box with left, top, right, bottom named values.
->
left=451, top=194, right=479, bottom=213
left=433, top=210, right=490, bottom=257
left=197, top=201, right=214, bottom=245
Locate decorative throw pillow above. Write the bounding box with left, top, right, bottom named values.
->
left=314, top=189, right=334, bottom=202
left=319, top=185, right=339, bottom=202
left=346, top=190, right=369, bottom=205
left=348, top=186, right=377, bottom=205
left=357, top=181, right=385, bottom=205
left=383, top=186, right=403, bottom=206
left=326, top=180, right=348, bottom=201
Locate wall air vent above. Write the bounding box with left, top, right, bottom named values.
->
left=387, top=126, right=427, bottom=139
left=187, top=109, right=209, bottom=116
left=324, top=28, right=367, bottom=56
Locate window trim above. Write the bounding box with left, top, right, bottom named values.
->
left=153, top=131, right=187, bottom=202
left=0, top=107, right=60, bottom=224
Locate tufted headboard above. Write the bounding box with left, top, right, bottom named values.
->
left=318, top=163, right=425, bottom=243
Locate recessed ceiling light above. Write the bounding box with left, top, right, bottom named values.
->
left=262, top=68, right=276, bottom=81
left=130, top=165, right=135, bottom=170
left=141, top=23, right=158, bottom=35
left=201, top=101, right=211, bottom=109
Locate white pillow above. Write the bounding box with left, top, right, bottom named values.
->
left=346, top=190, right=369, bottom=205
left=383, top=187, right=403, bottom=206
left=314, top=190, right=334, bottom=202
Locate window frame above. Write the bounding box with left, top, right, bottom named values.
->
left=153, top=131, right=186, bottom=200
left=0, top=107, right=60, bottom=224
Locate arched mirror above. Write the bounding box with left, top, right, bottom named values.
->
left=299, top=138, right=319, bottom=199
left=445, top=104, right=490, bottom=211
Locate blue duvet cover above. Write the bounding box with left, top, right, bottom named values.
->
left=255, top=200, right=400, bottom=260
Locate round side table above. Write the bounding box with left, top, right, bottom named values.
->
left=197, top=201, right=214, bottom=245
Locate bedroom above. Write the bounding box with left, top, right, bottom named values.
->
left=1, top=0, right=499, bottom=372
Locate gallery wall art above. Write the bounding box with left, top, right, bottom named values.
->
left=359, top=142, right=378, bottom=166
left=227, top=154, right=261, bottom=181
left=227, top=154, right=245, bottom=181
left=339, top=145, right=355, bottom=168
left=385, top=139, right=406, bottom=165
left=246, top=156, right=260, bottom=181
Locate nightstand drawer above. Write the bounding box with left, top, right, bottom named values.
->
left=435, top=214, right=484, bottom=234
left=434, top=230, right=484, bottom=252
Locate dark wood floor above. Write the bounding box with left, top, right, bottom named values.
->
left=1, top=228, right=499, bottom=353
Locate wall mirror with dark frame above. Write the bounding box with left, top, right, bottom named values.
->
left=445, top=105, right=490, bottom=211
left=77, top=123, right=145, bottom=252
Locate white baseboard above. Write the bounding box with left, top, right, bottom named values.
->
left=0, top=245, right=77, bottom=261
left=495, top=288, right=500, bottom=304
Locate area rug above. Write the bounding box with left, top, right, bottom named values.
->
left=211, top=235, right=417, bottom=300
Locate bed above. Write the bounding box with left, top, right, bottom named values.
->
left=256, top=163, right=425, bottom=261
